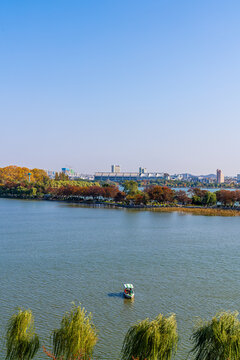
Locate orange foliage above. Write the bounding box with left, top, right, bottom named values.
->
left=216, top=189, right=237, bottom=206
left=0, top=166, right=48, bottom=183
left=31, top=168, right=48, bottom=182
left=145, top=185, right=174, bottom=203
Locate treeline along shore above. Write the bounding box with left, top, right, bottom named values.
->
left=1, top=166, right=240, bottom=216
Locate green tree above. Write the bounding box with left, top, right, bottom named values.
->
left=202, top=192, right=217, bottom=206
left=5, top=308, right=39, bottom=360
left=51, top=303, right=97, bottom=360
left=192, top=195, right=202, bottom=205
left=58, top=172, right=69, bottom=181
left=123, top=181, right=138, bottom=195
left=191, top=311, right=240, bottom=360
left=30, top=187, right=37, bottom=197
left=121, top=314, right=178, bottom=360
left=209, top=192, right=217, bottom=205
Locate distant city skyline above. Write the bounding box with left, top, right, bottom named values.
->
left=1, top=1, right=240, bottom=175
left=0, top=162, right=239, bottom=178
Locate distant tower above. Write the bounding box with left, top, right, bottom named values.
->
left=216, top=169, right=224, bottom=184
left=28, top=172, right=31, bottom=182
left=111, top=165, right=120, bottom=173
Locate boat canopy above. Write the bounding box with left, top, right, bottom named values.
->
left=124, top=283, right=134, bottom=289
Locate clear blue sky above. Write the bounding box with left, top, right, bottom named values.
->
left=1, top=0, right=240, bottom=175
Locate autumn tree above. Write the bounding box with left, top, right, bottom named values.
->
left=235, top=190, right=240, bottom=203
left=29, top=168, right=48, bottom=182
left=85, top=186, right=104, bottom=199
left=0, top=166, right=48, bottom=184
left=145, top=186, right=174, bottom=203
left=0, top=166, right=30, bottom=183
left=114, top=191, right=126, bottom=202
left=216, top=190, right=236, bottom=206
left=133, top=193, right=149, bottom=205
left=102, top=184, right=119, bottom=199
left=174, top=190, right=191, bottom=205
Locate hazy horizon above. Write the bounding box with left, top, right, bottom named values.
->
left=1, top=1, right=240, bottom=175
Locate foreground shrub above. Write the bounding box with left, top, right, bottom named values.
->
left=191, top=311, right=240, bottom=360
left=51, top=303, right=97, bottom=360
left=121, top=314, right=178, bottom=360
left=6, top=308, right=39, bottom=360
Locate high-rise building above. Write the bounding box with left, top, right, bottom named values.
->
left=139, top=167, right=146, bottom=174
left=62, top=167, right=74, bottom=176
left=216, top=169, right=224, bottom=184
left=111, top=165, right=120, bottom=173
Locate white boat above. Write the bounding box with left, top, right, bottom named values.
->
left=123, top=283, right=134, bottom=299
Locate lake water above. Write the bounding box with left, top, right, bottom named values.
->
left=1, top=198, right=240, bottom=359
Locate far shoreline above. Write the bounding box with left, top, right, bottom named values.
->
left=1, top=196, right=240, bottom=216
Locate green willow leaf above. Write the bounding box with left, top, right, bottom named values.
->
left=191, top=311, right=240, bottom=360
left=52, top=303, right=97, bottom=360
left=121, top=313, right=178, bottom=360
left=6, top=308, right=39, bottom=360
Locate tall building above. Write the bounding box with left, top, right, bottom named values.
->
left=139, top=167, right=146, bottom=174
left=62, top=167, right=72, bottom=176
left=216, top=169, right=224, bottom=184
left=111, top=165, right=120, bottom=173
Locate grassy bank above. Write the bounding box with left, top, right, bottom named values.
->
left=59, top=202, right=240, bottom=216
left=150, top=206, right=240, bottom=216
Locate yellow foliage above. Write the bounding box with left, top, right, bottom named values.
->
left=0, top=166, right=48, bottom=183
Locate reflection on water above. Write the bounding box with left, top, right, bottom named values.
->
left=108, top=292, right=124, bottom=298
left=0, top=199, right=240, bottom=360
left=123, top=298, right=135, bottom=306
